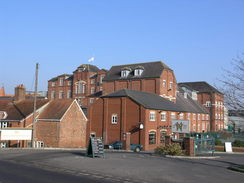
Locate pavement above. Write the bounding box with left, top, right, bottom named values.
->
left=0, top=149, right=244, bottom=183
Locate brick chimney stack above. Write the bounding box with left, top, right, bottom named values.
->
left=0, top=86, right=5, bottom=97
left=15, top=84, right=26, bottom=101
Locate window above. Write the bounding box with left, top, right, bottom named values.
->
left=149, top=111, right=156, bottom=121
left=206, top=115, right=209, bottom=120
left=91, top=79, right=95, bottom=84
left=59, top=91, right=64, bottom=99
left=149, top=131, right=156, bottom=144
left=193, top=114, right=196, bottom=120
left=100, top=75, right=105, bottom=83
left=198, top=114, right=201, bottom=120
left=188, top=113, right=191, bottom=120
left=59, top=78, right=64, bottom=86
left=134, top=69, right=143, bottom=76
left=198, top=124, right=201, bottom=132
left=206, top=101, right=211, bottom=107
left=161, top=112, right=166, bottom=121
left=111, top=114, right=118, bottom=124
left=67, top=90, right=72, bottom=99
left=160, top=131, right=166, bottom=144
left=68, top=81, right=72, bottom=86
left=51, top=82, right=56, bottom=87
left=218, top=114, right=221, bottom=120
left=162, top=80, right=166, bottom=87
left=0, top=122, right=8, bottom=128
left=202, top=123, right=205, bottom=131
left=179, top=113, right=184, bottom=120
left=193, top=124, right=196, bottom=131
left=169, top=82, right=173, bottom=89
left=121, top=70, right=130, bottom=77
left=76, top=81, right=86, bottom=94
left=202, top=114, right=205, bottom=120
left=51, top=91, right=56, bottom=99
left=90, top=98, right=94, bottom=104
left=91, top=87, right=95, bottom=94
left=100, top=87, right=103, bottom=91
left=215, top=113, right=218, bottom=120
left=171, top=112, right=176, bottom=120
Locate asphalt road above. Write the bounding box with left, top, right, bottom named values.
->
left=0, top=149, right=244, bottom=183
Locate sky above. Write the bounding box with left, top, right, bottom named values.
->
left=0, top=0, right=244, bottom=94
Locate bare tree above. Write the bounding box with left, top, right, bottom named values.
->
left=220, top=54, right=244, bottom=110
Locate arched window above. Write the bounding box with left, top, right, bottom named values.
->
left=121, top=67, right=131, bottom=77
left=75, top=81, right=86, bottom=94
left=149, top=131, right=156, bottom=144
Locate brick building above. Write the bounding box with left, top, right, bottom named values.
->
left=0, top=85, right=87, bottom=148
left=103, top=61, right=177, bottom=102
left=178, top=82, right=225, bottom=132
left=88, top=89, right=209, bottom=150
left=48, top=64, right=107, bottom=106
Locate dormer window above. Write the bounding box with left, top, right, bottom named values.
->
left=121, top=67, right=131, bottom=77
left=78, top=67, right=85, bottom=72
left=134, top=66, right=144, bottom=76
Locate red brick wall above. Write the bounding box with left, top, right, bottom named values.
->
left=59, top=101, right=87, bottom=148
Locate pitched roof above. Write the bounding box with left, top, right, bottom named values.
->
left=37, top=99, right=74, bottom=120
left=178, top=82, right=223, bottom=94
left=102, top=89, right=184, bottom=112
left=103, top=61, right=172, bottom=82
left=0, top=99, right=49, bottom=121
left=74, top=64, right=100, bottom=72
left=176, top=93, right=209, bottom=114
left=48, top=74, right=72, bottom=82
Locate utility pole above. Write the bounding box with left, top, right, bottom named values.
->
left=31, top=63, right=39, bottom=148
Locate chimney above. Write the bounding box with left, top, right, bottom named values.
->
left=15, top=84, right=26, bottom=101
left=0, top=86, right=5, bottom=97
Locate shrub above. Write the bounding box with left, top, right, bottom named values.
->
left=155, top=143, right=183, bottom=156
left=215, top=139, right=223, bottom=146
left=232, top=140, right=244, bottom=147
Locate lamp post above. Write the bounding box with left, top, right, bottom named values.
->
left=139, top=122, right=144, bottom=145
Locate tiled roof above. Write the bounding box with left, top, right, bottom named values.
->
left=178, top=82, right=223, bottom=94
left=103, top=61, right=172, bottom=82
left=0, top=99, right=49, bottom=121
left=102, top=89, right=184, bottom=112
left=176, top=93, right=209, bottom=114
left=38, top=99, right=74, bottom=120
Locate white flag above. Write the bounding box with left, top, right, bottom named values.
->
left=88, top=57, right=95, bottom=62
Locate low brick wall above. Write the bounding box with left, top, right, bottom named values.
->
left=215, top=146, right=244, bottom=153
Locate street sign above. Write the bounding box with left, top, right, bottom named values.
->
left=225, top=142, right=233, bottom=153
left=172, top=120, right=190, bottom=133
left=87, top=137, right=104, bottom=158
left=0, top=128, right=32, bottom=140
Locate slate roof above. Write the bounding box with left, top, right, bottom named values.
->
left=74, top=64, right=100, bottom=72
left=176, top=93, right=209, bottom=114
left=48, top=74, right=72, bottom=82
left=102, top=89, right=209, bottom=114
left=103, top=61, right=172, bottom=82
left=178, top=82, right=223, bottom=94
left=0, top=99, right=49, bottom=121
left=38, top=99, right=74, bottom=120
left=102, top=89, right=184, bottom=112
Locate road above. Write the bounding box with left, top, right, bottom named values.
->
left=0, top=149, right=244, bottom=183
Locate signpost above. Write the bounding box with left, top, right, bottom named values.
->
left=0, top=128, right=32, bottom=140
left=87, top=137, right=104, bottom=158
left=172, top=120, right=190, bottom=133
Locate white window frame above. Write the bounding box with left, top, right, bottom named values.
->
left=134, top=69, right=143, bottom=76
left=179, top=113, right=184, bottom=120
left=169, top=82, right=173, bottom=89
left=0, top=122, right=8, bottom=128
left=206, top=101, right=211, bottom=107
left=91, top=87, right=95, bottom=94
left=51, top=91, right=56, bottom=99
left=121, top=70, right=130, bottom=77
left=90, top=98, right=94, bottom=104
left=198, top=114, right=201, bottom=120
left=51, top=82, right=56, bottom=87
left=149, top=111, right=156, bottom=121
left=91, top=79, right=95, bottom=84
left=188, top=113, right=191, bottom=120
left=68, top=81, right=72, bottom=86
left=67, top=90, right=71, bottom=99
left=160, top=112, right=166, bottom=121
left=59, top=91, right=64, bottom=99
left=162, top=80, right=166, bottom=87
left=59, top=78, right=64, bottom=86
left=193, top=114, right=196, bottom=120
left=111, top=114, right=118, bottom=124
left=171, top=112, right=176, bottom=120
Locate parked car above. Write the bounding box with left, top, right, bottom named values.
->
left=108, top=141, right=143, bottom=152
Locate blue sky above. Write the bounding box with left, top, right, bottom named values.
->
left=0, top=0, right=244, bottom=94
